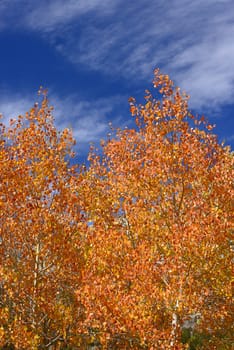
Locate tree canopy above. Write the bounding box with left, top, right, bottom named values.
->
left=0, top=71, right=233, bottom=349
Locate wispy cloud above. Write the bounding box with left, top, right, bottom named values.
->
left=50, top=94, right=124, bottom=147
left=0, top=0, right=118, bottom=32
left=0, top=93, right=34, bottom=124
left=23, top=0, right=118, bottom=32
left=0, top=90, right=127, bottom=151
left=225, top=134, right=234, bottom=142
left=69, top=0, right=234, bottom=110
left=1, top=0, right=234, bottom=111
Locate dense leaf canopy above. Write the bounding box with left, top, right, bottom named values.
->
left=0, top=71, right=233, bottom=349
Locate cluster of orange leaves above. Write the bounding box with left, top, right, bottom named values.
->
left=0, top=71, right=233, bottom=349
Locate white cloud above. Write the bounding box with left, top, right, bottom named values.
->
left=226, top=134, right=234, bottom=142
left=63, top=0, right=234, bottom=110
left=171, top=32, right=234, bottom=109
left=49, top=93, right=129, bottom=151
left=1, top=0, right=234, bottom=111
left=23, top=0, right=118, bottom=32
left=40, top=0, right=234, bottom=110
left=50, top=96, right=112, bottom=142
left=0, top=91, right=127, bottom=151
left=0, top=93, right=34, bottom=124
left=0, top=0, right=119, bottom=33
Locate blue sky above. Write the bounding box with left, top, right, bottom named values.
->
left=0, top=0, right=233, bottom=159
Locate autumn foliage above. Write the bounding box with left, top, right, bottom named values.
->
left=0, top=71, right=233, bottom=349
